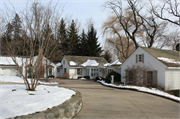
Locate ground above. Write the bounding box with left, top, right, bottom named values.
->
left=52, top=79, right=180, bottom=119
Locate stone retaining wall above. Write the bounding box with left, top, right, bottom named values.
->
left=13, top=91, right=82, bottom=119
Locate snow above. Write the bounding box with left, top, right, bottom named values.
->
left=0, top=75, right=58, bottom=84
left=0, top=85, right=75, bottom=119
left=81, top=60, right=99, bottom=67
left=69, top=61, right=78, bottom=66
left=104, top=63, right=110, bottom=67
left=104, top=60, right=122, bottom=67
left=158, top=57, right=180, bottom=64
left=56, top=62, right=62, bottom=67
left=98, top=80, right=180, bottom=102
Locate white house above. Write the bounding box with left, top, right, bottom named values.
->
left=0, top=56, right=59, bottom=79
left=120, top=47, right=180, bottom=90
left=105, top=59, right=122, bottom=75
left=61, top=55, right=108, bottom=79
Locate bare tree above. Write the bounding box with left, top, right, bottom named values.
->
left=1, top=1, right=64, bottom=91
left=102, top=15, right=135, bottom=59
left=104, top=0, right=143, bottom=49
left=150, top=0, right=180, bottom=26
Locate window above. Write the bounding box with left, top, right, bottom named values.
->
left=64, top=68, right=67, bottom=73
left=146, top=70, right=157, bottom=86
left=77, top=68, right=82, bottom=75
left=63, top=60, right=65, bottom=65
left=49, top=68, right=52, bottom=75
left=136, top=54, right=144, bottom=63
left=57, top=67, right=60, bottom=73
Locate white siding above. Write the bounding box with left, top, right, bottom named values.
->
left=165, top=68, right=180, bottom=90
left=121, top=47, right=167, bottom=88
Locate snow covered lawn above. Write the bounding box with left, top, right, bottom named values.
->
left=0, top=75, right=58, bottom=84
left=0, top=76, right=76, bottom=119
left=98, top=80, right=180, bottom=102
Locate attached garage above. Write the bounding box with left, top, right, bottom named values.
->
left=165, top=68, right=180, bottom=90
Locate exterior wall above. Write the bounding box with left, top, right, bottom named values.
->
left=61, top=57, right=70, bottom=77
left=165, top=68, right=180, bottom=90
left=54, top=67, right=63, bottom=78
left=0, top=66, right=20, bottom=76
left=121, top=47, right=167, bottom=88
left=107, top=66, right=121, bottom=74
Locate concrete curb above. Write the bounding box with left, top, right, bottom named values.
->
left=13, top=90, right=83, bottom=119
left=98, top=82, right=180, bottom=103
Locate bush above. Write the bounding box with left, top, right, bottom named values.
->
left=84, top=76, right=90, bottom=80
left=77, top=76, right=82, bottom=79
left=105, top=71, right=121, bottom=83
left=28, top=74, right=36, bottom=78
left=48, top=75, right=55, bottom=79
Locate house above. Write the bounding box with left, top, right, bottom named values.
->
left=104, top=59, right=122, bottom=74
left=0, top=56, right=58, bottom=79
left=120, top=47, right=180, bottom=90
left=61, top=55, right=108, bottom=79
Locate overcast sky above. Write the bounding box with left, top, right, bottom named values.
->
left=1, top=0, right=110, bottom=48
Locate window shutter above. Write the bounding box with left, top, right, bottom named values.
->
left=153, top=70, right=157, bottom=86
left=143, top=70, right=147, bottom=85
left=136, top=55, right=138, bottom=63
left=142, top=54, right=144, bottom=63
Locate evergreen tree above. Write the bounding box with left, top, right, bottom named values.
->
left=102, top=51, right=112, bottom=63
left=79, top=29, right=88, bottom=56
left=11, top=13, right=22, bottom=41
left=57, top=18, right=68, bottom=55
left=67, top=20, right=80, bottom=55
left=87, top=24, right=103, bottom=56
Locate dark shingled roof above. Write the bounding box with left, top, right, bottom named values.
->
left=64, top=55, right=108, bottom=67
left=141, top=47, right=180, bottom=67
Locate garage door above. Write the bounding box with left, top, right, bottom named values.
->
left=165, top=69, right=180, bottom=90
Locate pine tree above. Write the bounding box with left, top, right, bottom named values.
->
left=57, top=18, right=68, bottom=55
left=11, top=13, right=22, bottom=41
left=102, top=51, right=112, bottom=63
left=67, top=20, right=80, bottom=55
left=79, top=29, right=88, bottom=56
left=87, top=24, right=103, bottom=56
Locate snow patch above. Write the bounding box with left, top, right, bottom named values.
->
left=81, top=60, right=99, bottom=67
left=69, top=61, right=78, bottom=66
left=158, top=57, right=180, bottom=64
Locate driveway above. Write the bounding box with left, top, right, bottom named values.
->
left=53, top=79, right=180, bottom=119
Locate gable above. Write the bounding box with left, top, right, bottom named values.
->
left=63, top=55, right=108, bottom=67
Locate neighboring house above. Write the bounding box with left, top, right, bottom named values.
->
left=61, top=55, right=108, bottom=79
left=0, top=56, right=58, bottom=78
left=55, top=62, right=63, bottom=78
left=0, top=57, right=23, bottom=76
left=104, top=59, right=122, bottom=74
left=120, top=47, right=180, bottom=90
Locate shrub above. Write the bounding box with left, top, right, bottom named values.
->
left=77, top=76, right=82, bottom=79
left=94, top=77, right=104, bottom=82
left=28, top=74, right=36, bottom=78
left=105, top=71, right=121, bottom=83
left=84, top=76, right=90, bottom=80
left=48, top=75, right=55, bottom=79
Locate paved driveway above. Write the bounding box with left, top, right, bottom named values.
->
left=53, top=79, right=180, bottom=119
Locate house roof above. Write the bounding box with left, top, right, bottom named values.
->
left=0, top=56, right=27, bottom=66
left=104, top=59, right=122, bottom=67
left=141, top=47, right=180, bottom=67
left=63, top=55, right=108, bottom=67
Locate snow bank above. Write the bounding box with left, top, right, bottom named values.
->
left=0, top=85, right=75, bottom=119
left=81, top=60, right=99, bottom=67
left=98, top=80, right=180, bottom=102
